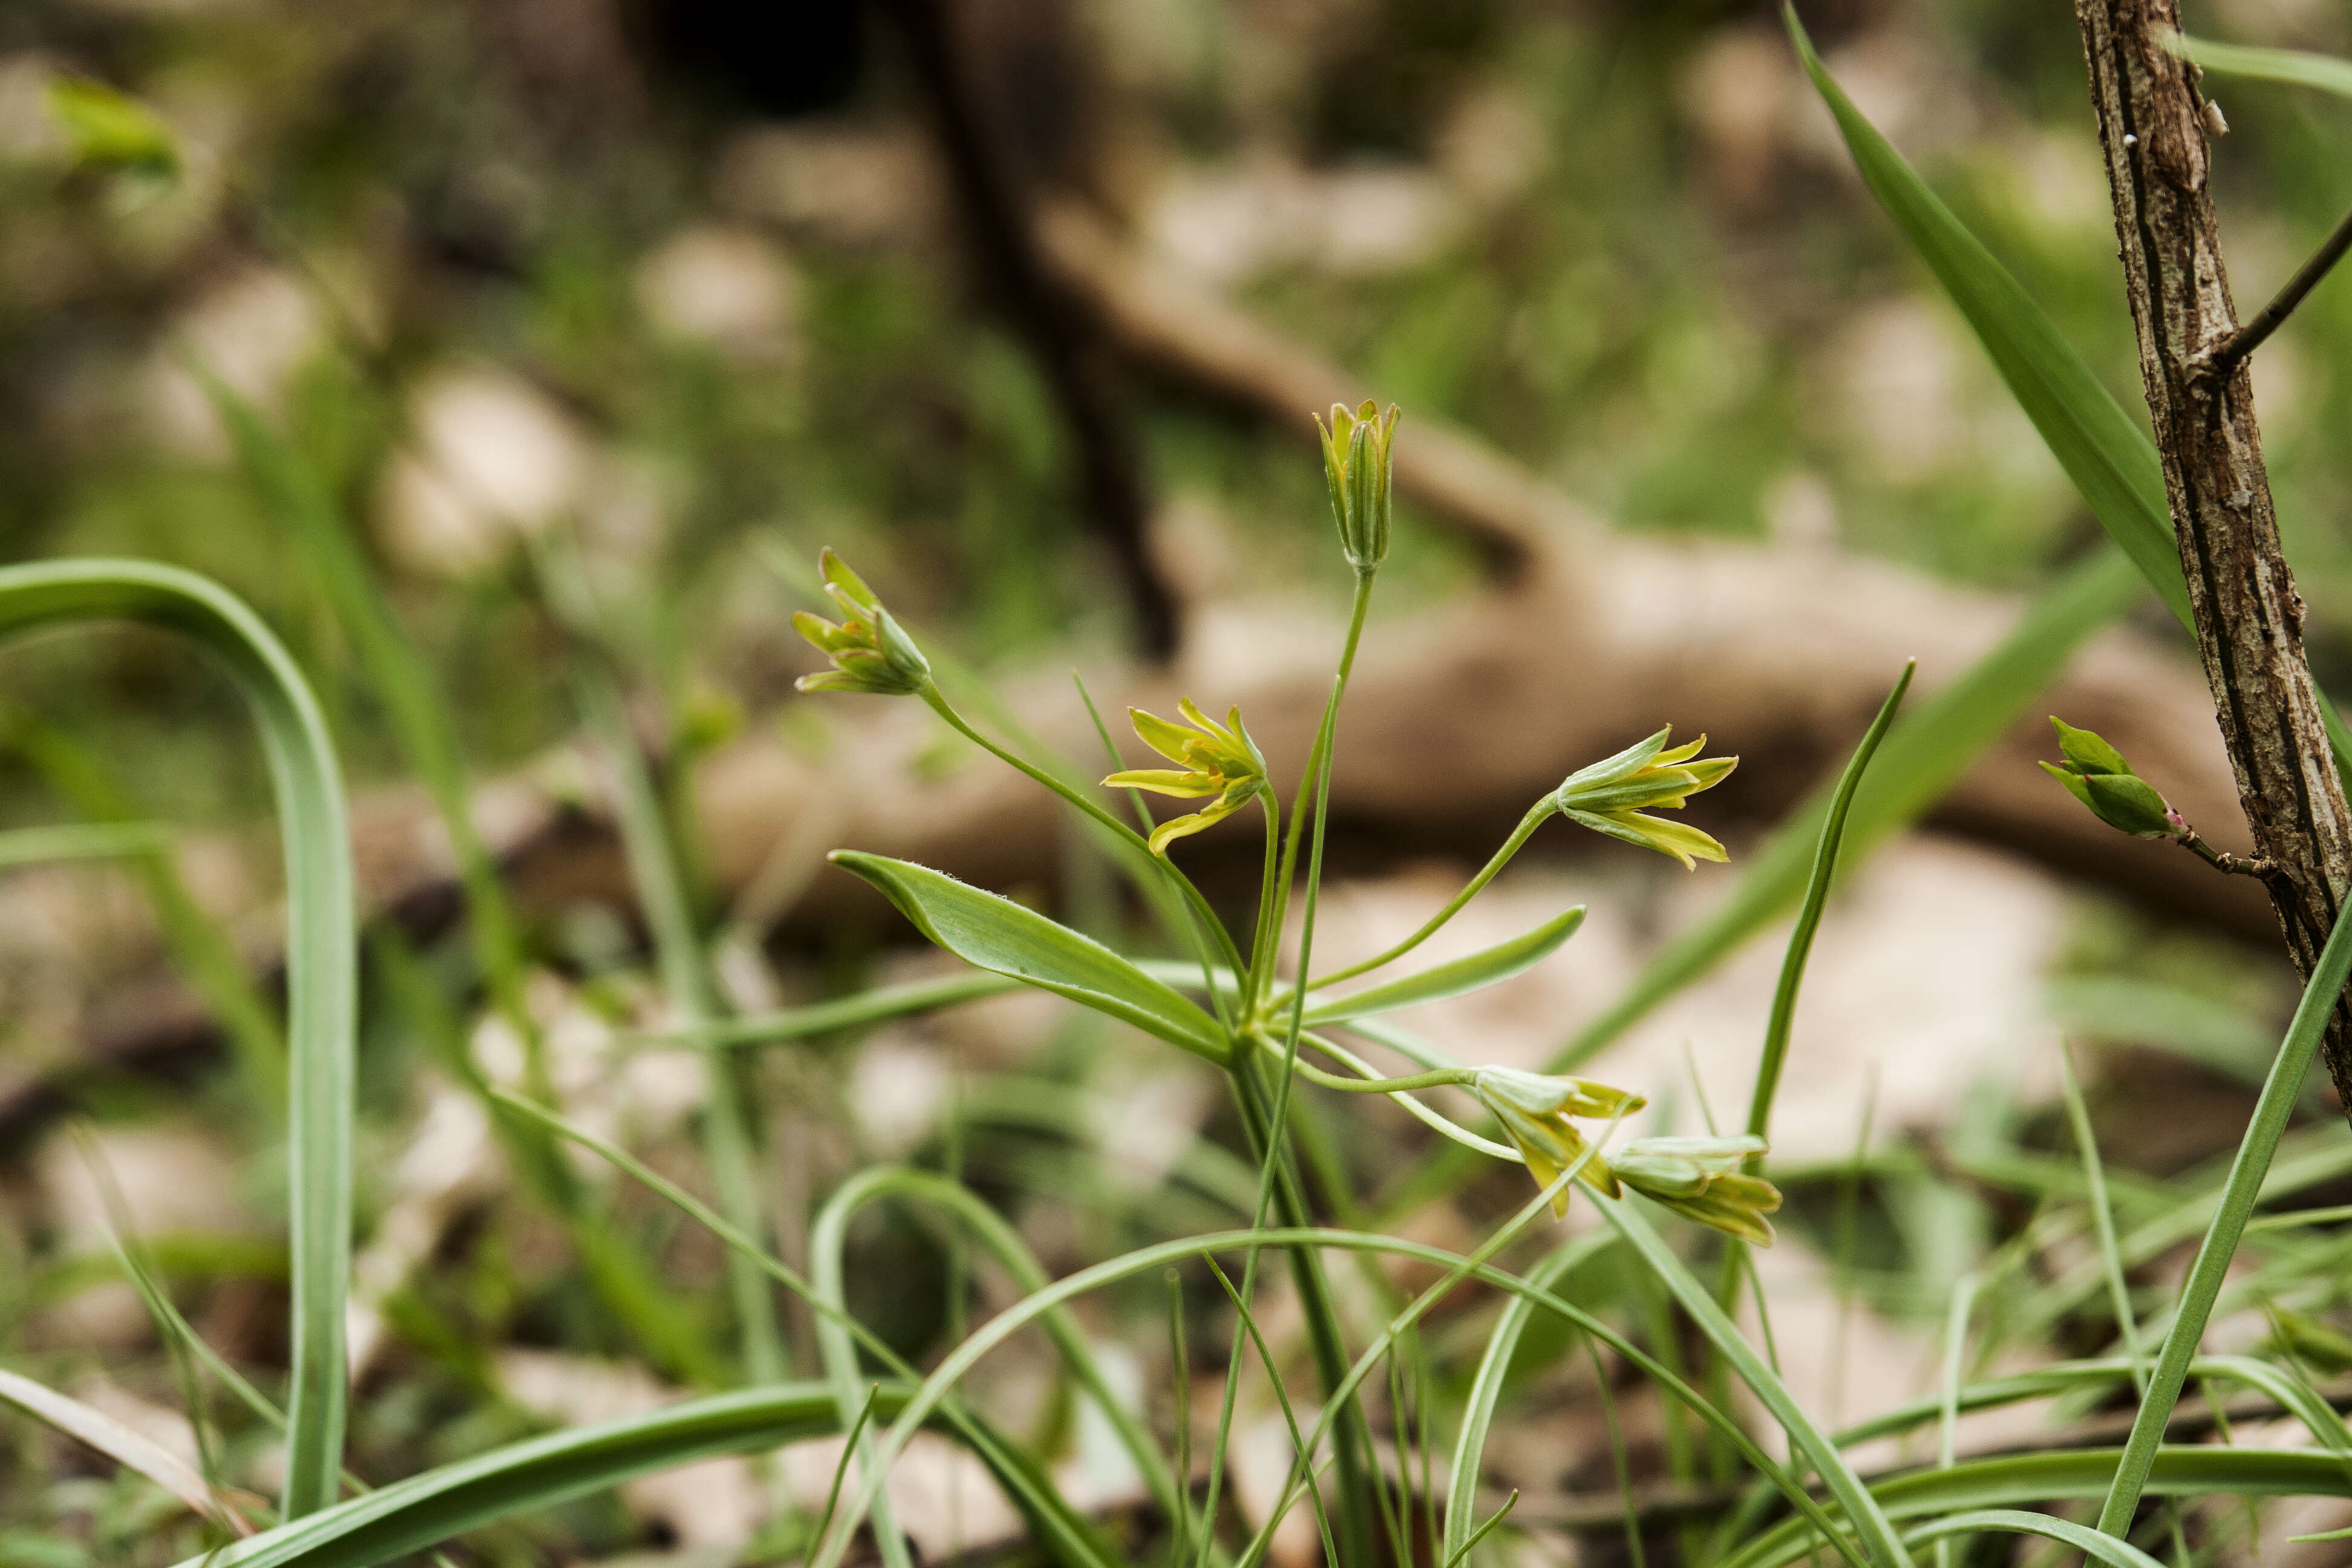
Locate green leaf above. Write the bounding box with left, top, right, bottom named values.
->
left=1783, top=7, right=2189, bottom=629
left=2082, top=772, right=2177, bottom=837
left=0, top=560, right=354, bottom=1521
left=1301, top=905, right=1584, bottom=1026
left=1904, top=1511, right=2168, bottom=1568
left=1722, top=1446, right=2352, bottom=1568
left=0, top=1366, right=241, bottom=1537
left=2050, top=717, right=2134, bottom=776
left=829, top=851, right=1229, bottom=1061
left=2172, top=33, right=2352, bottom=100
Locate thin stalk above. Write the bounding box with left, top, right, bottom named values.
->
left=1935, top=1275, right=1981, bottom=1568
left=1310, top=804, right=1549, bottom=990
left=2094, top=898, right=2352, bottom=1535
left=583, top=669, right=785, bottom=1386
left=1230, top=568, right=1381, bottom=1564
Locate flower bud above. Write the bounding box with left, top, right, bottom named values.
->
left=1549, top=728, right=1737, bottom=869
left=1612, top=1135, right=1782, bottom=1246
left=792, top=548, right=932, bottom=697
left=1317, top=401, right=1399, bottom=573
left=2039, top=717, right=2183, bottom=841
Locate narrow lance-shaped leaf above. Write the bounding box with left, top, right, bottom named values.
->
left=830, top=851, right=1229, bottom=1062
left=1301, top=906, right=1585, bottom=1026
left=1785, top=5, right=2186, bottom=627
left=0, top=560, right=355, bottom=1521
left=0, top=1366, right=247, bottom=1537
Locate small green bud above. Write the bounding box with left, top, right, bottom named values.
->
left=2039, top=717, right=2183, bottom=840
left=1612, top=1135, right=1782, bottom=1246
left=1471, top=1067, right=1647, bottom=1215
left=1103, top=700, right=1267, bottom=855
left=793, top=548, right=932, bottom=697
left=1549, top=728, right=1738, bottom=869
left=1316, top=400, right=1399, bottom=573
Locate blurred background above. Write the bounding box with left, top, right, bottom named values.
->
left=8, top=0, right=2352, bottom=1560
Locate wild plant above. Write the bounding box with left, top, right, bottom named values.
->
left=18, top=17, right=2352, bottom=1567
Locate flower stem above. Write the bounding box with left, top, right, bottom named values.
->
left=1308, top=804, right=1550, bottom=991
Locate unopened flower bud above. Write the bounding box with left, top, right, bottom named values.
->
left=1613, top=1135, right=1782, bottom=1246
left=2039, top=717, right=2182, bottom=841
left=1316, top=401, right=1399, bottom=573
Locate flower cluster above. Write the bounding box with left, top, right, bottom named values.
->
left=1103, top=701, right=1269, bottom=855
left=792, top=549, right=932, bottom=697
left=1549, top=728, right=1737, bottom=868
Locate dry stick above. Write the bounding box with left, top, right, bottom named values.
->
left=2073, top=0, right=2352, bottom=1117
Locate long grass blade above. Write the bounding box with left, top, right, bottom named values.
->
left=2092, top=892, right=2352, bottom=1534
left=2172, top=33, right=2352, bottom=99
left=0, top=560, right=354, bottom=1520
left=0, top=820, right=174, bottom=866
left=0, top=1365, right=248, bottom=1536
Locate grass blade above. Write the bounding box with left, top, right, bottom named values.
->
left=0, top=1365, right=247, bottom=1536
left=2172, top=33, right=2352, bottom=99
left=2092, top=888, right=2352, bottom=1534
left=0, top=820, right=174, bottom=866
left=0, top=559, right=355, bottom=1520
left=1743, top=662, right=1912, bottom=1143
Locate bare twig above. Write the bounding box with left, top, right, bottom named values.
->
left=2074, top=0, right=2352, bottom=1119
left=2197, top=199, right=2352, bottom=382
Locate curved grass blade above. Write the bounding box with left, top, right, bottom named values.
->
left=831, top=851, right=1227, bottom=1060
left=810, top=1167, right=1183, bottom=1565
left=1442, top=1232, right=1617, bottom=1558
left=1906, top=1509, right=2167, bottom=1568
left=489, top=1090, right=1123, bottom=1568
left=1299, top=905, right=1585, bottom=1026
left=802, top=1225, right=1870, bottom=1568
left=1598, top=1192, right=1915, bottom=1568
left=0, top=559, right=354, bottom=1520
left=1723, top=1446, right=2352, bottom=1568
left=2093, top=895, right=2352, bottom=1535
left=0, top=1365, right=248, bottom=1537
left=2171, top=33, right=2352, bottom=99
left=1743, top=662, right=1912, bottom=1143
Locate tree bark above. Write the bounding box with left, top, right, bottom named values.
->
left=2074, top=0, right=2352, bottom=1112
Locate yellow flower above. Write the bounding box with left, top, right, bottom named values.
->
left=1612, top=1135, right=1783, bottom=1246
left=792, top=548, right=932, bottom=697
left=1471, top=1067, right=1646, bottom=1215
left=1549, top=728, right=1737, bottom=869
left=1103, top=700, right=1268, bottom=855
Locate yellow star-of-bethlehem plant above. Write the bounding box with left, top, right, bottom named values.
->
left=1470, top=1068, right=1645, bottom=1215
left=1103, top=701, right=1269, bottom=855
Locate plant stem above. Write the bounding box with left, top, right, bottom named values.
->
left=1308, top=805, right=1549, bottom=990
left=2092, top=897, right=2352, bottom=1534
